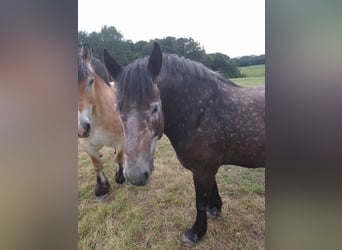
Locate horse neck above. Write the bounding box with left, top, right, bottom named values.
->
left=157, top=69, right=241, bottom=142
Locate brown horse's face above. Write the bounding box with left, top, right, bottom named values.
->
left=118, top=98, right=164, bottom=186
left=78, top=44, right=96, bottom=138
left=78, top=76, right=95, bottom=138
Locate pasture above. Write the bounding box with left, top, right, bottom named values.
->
left=232, top=64, right=265, bottom=87
left=78, top=67, right=265, bottom=249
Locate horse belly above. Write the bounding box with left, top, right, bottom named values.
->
left=224, top=132, right=265, bottom=168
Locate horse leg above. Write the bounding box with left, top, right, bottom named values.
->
left=181, top=171, right=216, bottom=247
left=114, top=145, right=125, bottom=185
left=207, top=179, right=222, bottom=217
left=88, top=154, right=110, bottom=199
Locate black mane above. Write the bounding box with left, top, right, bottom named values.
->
left=162, top=54, right=239, bottom=88
left=78, top=49, right=112, bottom=84
left=116, top=53, right=239, bottom=106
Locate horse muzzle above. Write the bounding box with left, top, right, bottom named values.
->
left=123, top=163, right=151, bottom=186
left=78, top=121, right=91, bottom=138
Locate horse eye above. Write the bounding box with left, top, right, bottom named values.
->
left=151, top=104, right=158, bottom=116
left=87, top=78, right=94, bottom=87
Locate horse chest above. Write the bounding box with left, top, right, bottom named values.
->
left=87, top=127, right=119, bottom=148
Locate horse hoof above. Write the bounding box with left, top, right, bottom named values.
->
left=115, top=173, right=126, bottom=185
left=95, top=193, right=109, bottom=202
left=95, top=184, right=110, bottom=197
left=115, top=178, right=125, bottom=185
left=180, top=229, right=198, bottom=248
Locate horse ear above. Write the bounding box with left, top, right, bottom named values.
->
left=81, top=43, right=92, bottom=63
left=148, top=42, right=162, bottom=79
left=103, top=49, right=122, bottom=79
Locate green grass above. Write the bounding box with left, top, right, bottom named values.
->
left=240, top=64, right=265, bottom=78
left=232, top=64, right=265, bottom=87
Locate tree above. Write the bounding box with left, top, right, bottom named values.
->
left=204, top=53, right=242, bottom=78
left=100, top=26, right=123, bottom=41
left=182, top=37, right=206, bottom=63
left=78, top=26, right=243, bottom=78
left=78, top=31, right=88, bottom=46
left=78, top=27, right=134, bottom=65
left=233, top=54, right=265, bottom=67
left=159, top=36, right=178, bottom=54
left=132, top=40, right=150, bottom=58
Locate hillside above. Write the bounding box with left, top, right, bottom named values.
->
left=232, top=64, right=265, bottom=87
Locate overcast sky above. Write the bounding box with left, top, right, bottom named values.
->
left=78, top=0, right=264, bottom=58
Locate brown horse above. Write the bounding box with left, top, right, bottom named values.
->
left=103, top=43, right=265, bottom=247
left=78, top=44, right=125, bottom=200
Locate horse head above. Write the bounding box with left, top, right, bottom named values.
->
left=104, top=43, right=164, bottom=186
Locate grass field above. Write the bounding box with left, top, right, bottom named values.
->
left=231, top=64, right=265, bottom=87
left=78, top=68, right=265, bottom=249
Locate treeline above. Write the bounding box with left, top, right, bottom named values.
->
left=78, top=26, right=263, bottom=78
left=233, top=55, right=265, bottom=67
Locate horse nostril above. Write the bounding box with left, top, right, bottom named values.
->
left=144, top=171, right=149, bottom=180
left=82, top=122, right=90, bottom=134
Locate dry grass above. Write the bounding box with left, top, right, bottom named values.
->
left=78, top=136, right=265, bottom=250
